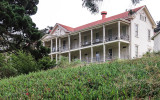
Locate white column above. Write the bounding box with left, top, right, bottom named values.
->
left=91, top=29, right=93, bottom=45
left=43, top=41, right=45, bottom=46
left=79, top=32, right=81, bottom=48
left=118, top=21, right=121, bottom=40
left=51, top=55, right=53, bottom=61
left=51, top=39, right=53, bottom=53
left=69, top=52, right=71, bottom=63
left=68, top=35, right=70, bottom=50
left=103, top=44, right=106, bottom=62
left=103, top=25, right=106, bottom=43
left=56, top=37, right=58, bottom=52
left=56, top=54, right=58, bottom=64
left=91, top=47, right=93, bottom=62
left=118, top=42, right=121, bottom=59
left=59, top=38, right=61, bottom=52
left=79, top=50, right=81, bottom=61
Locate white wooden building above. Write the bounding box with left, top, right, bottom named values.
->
left=41, top=5, right=156, bottom=63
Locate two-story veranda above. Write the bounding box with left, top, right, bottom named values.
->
left=42, top=20, right=131, bottom=63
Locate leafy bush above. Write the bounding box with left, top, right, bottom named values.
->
left=9, top=50, right=38, bottom=74
left=57, top=56, right=70, bottom=68
left=0, top=54, right=17, bottom=79
left=38, top=56, right=56, bottom=70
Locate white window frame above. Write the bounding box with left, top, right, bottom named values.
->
left=135, top=45, right=138, bottom=58
left=135, top=24, right=138, bottom=37
left=148, top=30, right=151, bottom=41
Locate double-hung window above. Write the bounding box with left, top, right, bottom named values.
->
left=148, top=30, right=151, bottom=41
left=135, top=24, right=138, bottom=37
left=135, top=45, right=138, bottom=58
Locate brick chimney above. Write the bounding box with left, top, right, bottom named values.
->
left=101, top=11, right=107, bottom=20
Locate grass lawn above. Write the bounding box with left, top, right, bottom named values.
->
left=0, top=54, right=160, bottom=99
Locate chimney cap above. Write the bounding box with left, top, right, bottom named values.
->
left=101, top=11, right=107, bottom=15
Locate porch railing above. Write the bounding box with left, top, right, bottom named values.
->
left=92, top=37, right=103, bottom=44
left=81, top=41, right=91, bottom=47
left=60, top=46, right=69, bottom=52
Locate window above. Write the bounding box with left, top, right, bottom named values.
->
left=108, top=49, right=112, bottom=59
left=122, top=26, right=126, bottom=36
left=135, top=24, right=138, bottom=37
left=108, top=29, right=112, bottom=41
left=135, top=45, right=138, bottom=58
left=140, top=14, right=146, bottom=22
left=63, top=40, right=66, bottom=49
left=96, top=33, right=99, bottom=39
left=84, top=36, right=87, bottom=44
left=148, top=30, right=151, bottom=41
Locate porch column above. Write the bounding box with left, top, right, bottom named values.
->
left=56, top=54, right=58, bottom=64
left=59, top=38, right=61, bottom=52
left=91, top=47, right=93, bottom=63
left=118, top=42, right=121, bottom=59
left=51, top=39, right=53, bottom=53
left=79, top=32, right=81, bottom=48
left=68, top=35, right=70, bottom=50
left=43, top=41, right=45, bottom=46
left=56, top=37, right=58, bottom=52
left=79, top=50, right=81, bottom=61
left=118, top=21, right=121, bottom=40
left=51, top=54, right=53, bottom=61
left=103, top=44, right=106, bottom=62
left=69, top=52, right=71, bottom=63
left=91, top=29, right=93, bottom=45
left=103, top=25, right=106, bottom=43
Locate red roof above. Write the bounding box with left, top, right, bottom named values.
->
left=56, top=6, right=144, bottom=33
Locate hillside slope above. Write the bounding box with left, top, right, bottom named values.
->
left=0, top=54, right=160, bottom=99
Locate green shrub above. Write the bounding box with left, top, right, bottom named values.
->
left=0, top=53, right=18, bottom=79
left=9, top=50, right=38, bottom=74
left=57, top=56, right=70, bottom=68
left=38, top=56, right=56, bottom=70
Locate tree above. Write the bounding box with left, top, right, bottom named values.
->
left=0, top=0, right=49, bottom=60
left=40, top=26, right=53, bottom=37
left=154, top=21, right=160, bottom=32
left=82, top=0, right=143, bottom=13
left=0, top=0, right=39, bottom=53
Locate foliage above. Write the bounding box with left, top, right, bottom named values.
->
left=38, top=56, right=56, bottom=70
left=0, top=0, right=49, bottom=60
left=0, top=53, right=17, bottom=79
left=57, top=56, right=70, bottom=68
left=8, top=50, right=38, bottom=74
left=0, top=53, right=160, bottom=99
left=154, top=21, right=160, bottom=32
left=82, top=0, right=143, bottom=13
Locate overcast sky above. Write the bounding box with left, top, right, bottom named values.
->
left=31, top=0, right=160, bottom=29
